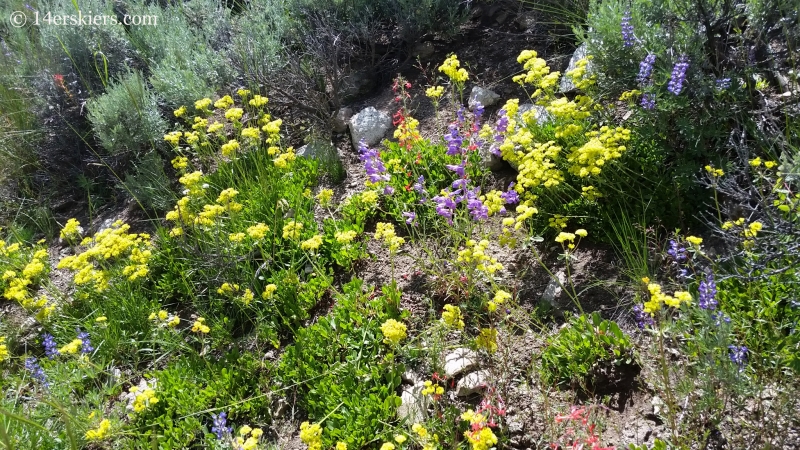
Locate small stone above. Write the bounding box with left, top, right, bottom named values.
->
left=332, top=107, right=353, bottom=133
left=444, top=348, right=479, bottom=378
left=456, top=370, right=489, bottom=397
left=516, top=12, right=536, bottom=31
left=541, top=269, right=566, bottom=311
left=469, top=86, right=501, bottom=110
left=397, top=382, right=428, bottom=423
left=402, top=370, right=420, bottom=385
left=296, top=140, right=336, bottom=161
left=412, top=42, right=435, bottom=60
left=349, top=106, right=392, bottom=148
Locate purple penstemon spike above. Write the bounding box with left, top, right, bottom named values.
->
left=402, top=211, right=417, bottom=225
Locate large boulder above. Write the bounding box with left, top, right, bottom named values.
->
left=349, top=106, right=392, bottom=148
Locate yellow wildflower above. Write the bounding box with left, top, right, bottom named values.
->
left=214, top=95, right=234, bottom=109
left=192, top=317, right=210, bottom=334
left=686, top=236, right=703, bottom=246
left=59, top=338, right=83, bottom=354
left=300, top=234, right=324, bottom=252
left=335, top=230, right=358, bottom=244
left=249, top=95, right=268, bottom=107
left=282, top=221, right=303, bottom=240
left=316, top=189, right=334, bottom=206
left=85, top=419, right=111, bottom=441
left=438, top=54, right=469, bottom=84
left=442, top=304, right=465, bottom=329
left=380, top=319, right=407, bottom=345
left=246, top=223, right=270, bottom=240
left=173, top=106, right=187, bottom=117
left=225, top=107, right=244, bottom=122
left=262, top=284, right=277, bottom=300
left=476, top=328, right=498, bottom=353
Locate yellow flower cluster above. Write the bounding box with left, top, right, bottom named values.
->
left=60, top=218, right=83, bottom=242
left=57, top=220, right=152, bottom=290
left=516, top=140, right=564, bottom=188
left=380, top=319, right=408, bottom=346
left=218, top=282, right=240, bottom=295
left=85, top=419, right=111, bottom=441
left=643, top=283, right=691, bottom=313
left=421, top=379, right=444, bottom=397
left=548, top=214, right=568, bottom=229
left=439, top=54, right=469, bottom=84
left=618, top=89, right=642, bottom=102
left=192, top=317, right=210, bottom=334
left=174, top=106, right=187, bottom=117
left=565, top=57, right=596, bottom=91
left=214, top=95, right=234, bottom=109
left=221, top=139, right=240, bottom=158
left=235, top=425, right=264, bottom=450
left=273, top=148, right=296, bottom=169
left=171, top=156, right=189, bottom=171
left=686, top=235, right=703, bottom=246
left=195, top=98, right=212, bottom=112
left=164, top=131, right=182, bottom=146
left=461, top=409, right=498, bottom=450
left=476, top=327, right=498, bottom=353
left=513, top=50, right=560, bottom=99
left=722, top=219, right=762, bottom=250
left=299, top=421, right=323, bottom=450
left=282, top=221, right=304, bottom=240
left=208, top=122, right=224, bottom=134
left=59, top=338, right=83, bottom=354
left=567, top=126, right=630, bottom=178
left=374, top=222, right=405, bottom=253
left=130, top=386, right=158, bottom=413
left=441, top=304, right=464, bottom=329
left=480, top=190, right=506, bottom=216
left=705, top=164, right=724, bottom=177
left=456, top=239, right=504, bottom=275
left=581, top=185, right=603, bottom=201
left=149, top=310, right=180, bottom=328
left=488, top=289, right=512, bottom=312
left=247, top=223, right=270, bottom=240
left=316, top=189, right=333, bottom=206
left=249, top=95, right=268, bottom=108
left=335, top=230, right=357, bottom=244
left=300, top=234, right=324, bottom=252
left=0, top=336, right=9, bottom=362
left=225, top=107, right=243, bottom=122
left=411, top=423, right=438, bottom=450
left=499, top=217, right=518, bottom=247
left=426, top=85, right=444, bottom=100
left=262, top=283, right=277, bottom=300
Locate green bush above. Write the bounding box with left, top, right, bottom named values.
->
left=122, top=151, right=173, bottom=212
left=540, top=312, right=637, bottom=391
left=87, top=70, right=166, bottom=156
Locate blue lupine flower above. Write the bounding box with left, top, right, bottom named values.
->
left=637, top=54, right=656, bottom=85
left=25, top=357, right=48, bottom=387
left=667, top=55, right=689, bottom=95
left=42, top=333, right=59, bottom=359
left=211, top=412, right=232, bottom=440
left=698, top=271, right=718, bottom=310
left=715, top=78, right=731, bottom=91
left=711, top=311, right=730, bottom=326
left=621, top=10, right=635, bottom=47
left=667, top=240, right=686, bottom=262
left=640, top=93, right=656, bottom=110
left=728, top=345, right=748, bottom=370
left=633, top=304, right=654, bottom=329
left=77, top=330, right=94, bottom=355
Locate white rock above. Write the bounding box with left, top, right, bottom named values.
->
left=456, top=370, right=490, bottom=397
left=296, top=140, right=338, bottom=165
left=349, top=106, right=391, bottom=148
left=541, top=269, right=566, bottom=310
left=469, top=86, right=501, bottom=110
left=559, top=43, right=592, bottom=93
left=444, top=348, right=479, bottom=378
left=517, top=103, right=551, bottom=126
left=397, top=383, right=428, bottom=423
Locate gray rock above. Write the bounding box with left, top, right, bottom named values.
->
left=296, top=140, right=336, bottom=161
left=332, top=107, right=353, bottom=133
left=541, top=269, right=566, bottom=313
left=349, top=106, right=392, bottom=148
left=456, top=370, right=490, bottom=397
left=444, top=348, right=480, bottom=378
left=412, top=42, right=435, bottom=60
left=517, top=103, right=551, bottom=126
left=559, top=43, right=592, bottom=93
left=469, top=86, right=501, bottom=110
left=516, top=12, right=536, bottom=31
left=479, top=146, right=506, bottom=172
left=397, top=382, right=428, bottom=423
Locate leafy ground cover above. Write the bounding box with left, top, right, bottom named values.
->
left=1, top=0, right=799, bottom=449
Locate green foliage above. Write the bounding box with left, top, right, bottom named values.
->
left=123, top=151, right=173, bottom=212
left=540, top=312, right=635, bottom=390
left=86, top=70, right=166, bottom=156
left=277, top=280, right=403, bottom=447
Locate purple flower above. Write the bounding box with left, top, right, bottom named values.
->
left=77, top=330, right=94, bottom=355
left=211, top=412, right=232, bottom=440
left=715, top=78, right=731, bottom=91
left=621, top=10, right=635, bottom=47
left=444, top=124, right=464, bottom=156
left=25, top=357, right=48, bottom=387
left=667, top=240, right=686, bottom=262
left=383, top=185, right=395, bottom=196
left=358, top=140, right=390, bottom=183
left=698, top=271, right=718, bottom=310
left=457, top=107, right=466, bottom=124
left=467, top=198, right=489, bottom=221
left=495, top=110, right=509, bottom=133
left=501, top=184, right=519, bottom=205
left=402, top=211, right=417, bottom=225
left=640, top=93, right=656, bottom=110
left=728, top=345, right=748, bottom=370
left=43, top=333, right=59, bottom=359
left=711, top=311, right=730, bottom=326
left=451, top=178, right=469, bottom=191
left=433, top=191, right=457, bottom=224
left=667, top=55, right=689, bottom=95
left=637, top=54, right=656, bottom=86
left=633, top=304, right=654, bottom=329
left=445, top=159, right=467, bottom=178
left=473, top=102, right=485, bottom=121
